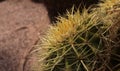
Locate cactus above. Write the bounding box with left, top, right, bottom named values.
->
left=39, top=10, right=112, bottom=71
left=37, top=0, right=120, bottom=71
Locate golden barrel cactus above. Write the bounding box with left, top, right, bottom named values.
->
left=36, top=0, right=120, bottom=71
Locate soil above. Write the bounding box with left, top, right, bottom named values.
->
left=0, top=0, right=50, bottom=71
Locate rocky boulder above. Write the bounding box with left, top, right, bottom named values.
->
left=0, top=0, right=50, bottom=71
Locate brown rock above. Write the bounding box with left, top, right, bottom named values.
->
left=0, top=0, right=50, bottom=71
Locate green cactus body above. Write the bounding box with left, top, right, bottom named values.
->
left=39, top=9, right=112, bottom=71
left=37, top=0, right=120, bottom=71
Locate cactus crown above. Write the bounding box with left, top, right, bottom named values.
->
left=42, top=8, right=103, bottom=46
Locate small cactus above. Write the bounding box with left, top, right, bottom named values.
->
left=39, top=9, right=113, bottom=71
left=37, top=0, right=120, bottom=71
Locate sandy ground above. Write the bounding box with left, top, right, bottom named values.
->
left=0, top=0, right=50, bottom=71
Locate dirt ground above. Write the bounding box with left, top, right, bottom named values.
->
left=0, top=0, right=50, bottom=71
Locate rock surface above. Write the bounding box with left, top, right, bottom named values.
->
left=0, top=0, right=50, bottom=71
